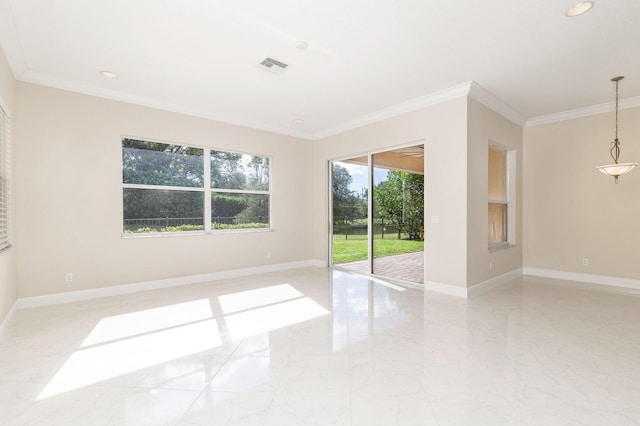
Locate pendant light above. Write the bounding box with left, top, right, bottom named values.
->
left=595, top=76, right=637, bottom=183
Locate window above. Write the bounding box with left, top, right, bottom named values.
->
left=210, top=151, right=270, bottom=230
left=488, top=146, right=507, bottom=246
left=0, top=104, right=10, bottom=251
left=488, top=145, right=515, bottom=248
left=122, top=138, right=270, bottom=235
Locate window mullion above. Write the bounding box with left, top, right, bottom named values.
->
left=210, top=188, right=269, bottom=195
left=203, top=149, right=211, bottom=232
left=123, top=183, right=205, bottom=192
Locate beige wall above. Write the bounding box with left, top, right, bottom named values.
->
left=0, top=47, right=16, bottom=322
left=14, top=83, right=314, bottom=298
left=467, top=99, right=523, bottom=286
left=524, top=107, right=640, bottom=279
left=312, top=97, right=524, bottom=289
left=1, top=39, right=634, bottom=304
left=312, top=98, right=471, bottom=287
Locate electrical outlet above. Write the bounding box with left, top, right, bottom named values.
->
left=489, top=262, right=493, bottom=270
left=582, top=258, right=589, bottom=266
left=65, top=272, right=73, bottom=282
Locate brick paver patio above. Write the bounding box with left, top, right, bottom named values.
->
left=336, top=251, right=424, bottom=284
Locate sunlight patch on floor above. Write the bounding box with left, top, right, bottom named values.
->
left=38, top=319, right=222, bottom=399
left=218, top=284, right=303, bottom=314
left=82, top=299, right=213, bottom=347
left=225, top=297, right=329, bottom=341
left=37, top=285, right=329, bottom=400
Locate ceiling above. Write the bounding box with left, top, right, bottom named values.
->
left=1, top=0, right=639, bottom=140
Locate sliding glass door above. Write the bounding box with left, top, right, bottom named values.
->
left=330, top=144, right=424, bottom=284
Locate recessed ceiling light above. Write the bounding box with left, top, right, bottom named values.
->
left=295, top=41, right=309, bottom=50
left=293, top=118, right=304, bottom=123
left=565, top=1, right=594, bottom=17
left=100, top=70, right=119, bottom=79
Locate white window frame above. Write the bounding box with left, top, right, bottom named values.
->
left=0, top=101, right=10, bottom=252
left=122, top=137, right=272, bottom=237
left=488, top=142, right=516, bottom=250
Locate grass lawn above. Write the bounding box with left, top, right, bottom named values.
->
left=332, top=238, right=424, bottom=264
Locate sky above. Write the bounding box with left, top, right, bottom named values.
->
left=337, top=161, right=389, bottom=195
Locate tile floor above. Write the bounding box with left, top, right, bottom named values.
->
left=1, top=267, right=640, bottom=425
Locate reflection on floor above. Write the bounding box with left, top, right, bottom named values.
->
left=1, top=267, right=640, bottom=425
left=338, top=251, right=424, bottom=284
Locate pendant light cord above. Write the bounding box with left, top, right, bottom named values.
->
left=596, top=75, right=636, bottom=184
left=610, top=78, right=621, bottom=164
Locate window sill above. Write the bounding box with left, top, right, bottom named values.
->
left=488, top=243, right=516, bottom=252
left=121, top=228, right=273, bottom=239
left=209, top=227, right=273, bottom=235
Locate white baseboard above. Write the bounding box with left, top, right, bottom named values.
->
left=425, top=268, right=523, bottom=298
left=468, top=268, right=523, bottom=297
left=22, top=263, right=634, bottom=311
left=523, top=267, right=640, bottom=290
left=0, top=300, right=18, bottom=336
left=423, top=280, right=468, bottom=298
left=17, top=260, right=325, bottom=309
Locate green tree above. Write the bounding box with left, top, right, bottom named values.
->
left=236, top=194, right=269, bottom=224
left=332, top=164, right=353, bottom=220
left=122, top=138, right=204, bottom=187
left=210, top=151, right=246, bottom=189
left=122, top=139, right=204, bottom=224
left=247, top=156, right=270, bottom=190
left=374, top=171, right=424, bottom=239
left=332, top=164, right=352, bottom=196
left=211, top=194, right=249, bottom=221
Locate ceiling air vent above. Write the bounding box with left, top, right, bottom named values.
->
left=258, top=57, right=288, bottom=74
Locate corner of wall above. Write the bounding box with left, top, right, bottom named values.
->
left=0, top=45, right=18, bottom=324
left=466, top=98, right=524, bottom=288
left=522, top=107, right=640, bottom=280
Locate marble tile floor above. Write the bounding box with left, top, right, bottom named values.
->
left=1, top=267, right=640, bottom=425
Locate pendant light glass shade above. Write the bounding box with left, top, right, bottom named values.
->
left=596, top=76, right=637, bottom=183
left=596, top=162, right=637, bottom=181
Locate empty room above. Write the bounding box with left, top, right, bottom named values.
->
left=1, top=1, right=639, bottom=425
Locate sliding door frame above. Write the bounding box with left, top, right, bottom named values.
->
left=328, top=151, right=371, bottom=272
left=328, top=139, right=426, bottom=284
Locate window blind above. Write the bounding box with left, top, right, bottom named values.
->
left=0, top=104, right=10, bottom=251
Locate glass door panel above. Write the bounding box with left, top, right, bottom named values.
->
left=372, top=146, right=424, bottom=284
left=331, top=159, right=369, bottom=274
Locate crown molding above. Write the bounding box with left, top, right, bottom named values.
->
left=526, top=96, right=640, bottom=127
left=468, top=81, right=527, bottom=126
left=313, top=81, right=474, bottom=140
left=27, top=55, right=640, bottom=138
left=18, top=70, right=315, bottom=140
left=314, top=80, right=529, bottom=140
